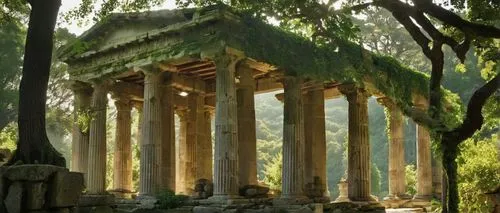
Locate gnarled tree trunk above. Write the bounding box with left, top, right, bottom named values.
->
left=8, top=0, right=65, bottom=166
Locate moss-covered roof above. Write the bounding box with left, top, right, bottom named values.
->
left=58, top=4, right=462, bottom=128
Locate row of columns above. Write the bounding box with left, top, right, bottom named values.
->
left=70, top=55, right=437, bottom=204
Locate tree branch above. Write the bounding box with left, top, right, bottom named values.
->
left=445, top=73, right=500, bottom=144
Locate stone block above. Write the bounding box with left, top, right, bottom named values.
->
left=78, top=194, right=115, bottom=207
left=26, top=182, right=48, bottom=210
left=4, top=181, right=23, bottom=213
left=49, top=171, right=84, bottom=208
left=193, top=206, right=223, bottom=213
left=76, top=206, right=114, bottom=213
left=240, top=185, right=269, bottom=198
left=4, top=165, right=68, bottom=181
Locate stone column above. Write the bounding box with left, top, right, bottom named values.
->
left=378, top=97, right=407, bottom=201
left=237, top=64, right=258, bottom=187
left=70, top=82, right=92, bottom=182
left=303, top=85, right=329, bottom=201
left=139, top=71, right=163, bottom=198
left=280, top=76, right=306, bottom=200
left=339, top=85, right=373, bottom=202
left=201, top=107, right=214, bottom=181
left=432, top=156, right=443, bottom=199
left=178, top=92, right=205, bottom=195
left=415, top=121, right=433, bottom=201
left=113, top=96, right=133, bottom=194
left=176, top=108, right=188, bottom=194
left=212, top=55, right=240, bottom=199
left=160, top=81, right=176, bottom=191
left=87, top=80, right=109, bottom=194
left=133, top=101, right=143, bottom=147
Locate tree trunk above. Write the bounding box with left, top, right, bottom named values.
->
left=441, top=139, right=459, bottom=213
left=7, top=0, right=65, bottom=166
left=441, top=171, right=448, bottom=213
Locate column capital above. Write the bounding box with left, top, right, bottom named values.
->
left=176, top=108, right=189, bottom=120
left=204, top=106, right=215, bottom=117
left=376, top=97, right=397, bottom=109
left=131, top=101, right=143, bottom=111
left=68, top=80, right=93, bottom=94
left=338, top=84, right=369, bottom=103
left=114, top=97, right=132, bottom=112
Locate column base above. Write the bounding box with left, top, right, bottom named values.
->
left=383, top=195, right=412, bottom=208
left=201, top=195, right=246, bottom=205
left=411, top=195, right=432, bottom=208
left=310, top=196, right=331, bottom=203
left=108, top=189, right=135, bottom=199
left=135, top=195, right=159, bottom=209
left=333, top=195, right=351, bottom=203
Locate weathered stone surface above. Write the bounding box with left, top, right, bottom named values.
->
left=49, top=171, right=84, bottom=207
left=26, top=182, right=48, bottom=210
left=4, top=165, right=68, bottom=181
left=78, top=194, right=115, bottom=207
left=288, top=206, right=313, bottom=213
left=4, top=181, right=23, bottom=213
left=239, top=185, right=269, bottom=198
left=194, top=179, right=213, bottom=199
left=193, top=206, right=223, bottom=213
left=76, top=206, right=114, bottom=213
left=0, top=149, right=11, bottom=164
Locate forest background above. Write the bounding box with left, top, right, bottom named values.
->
left=0, top=3, right=498, bottom=212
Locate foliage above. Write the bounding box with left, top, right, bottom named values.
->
left=371, top=163, right=382, bottom=197
left=156, top=189, right=188, bottom=209
left=457, top=136, right=500, bottom=212
left=0, top=123, right=17, bottom=151
left=405, top=164, right=417, bottom=195
left=262, top=151, right=282, bottom=193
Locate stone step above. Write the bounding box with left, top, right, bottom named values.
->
left=385, top=208, right=424, bottom=213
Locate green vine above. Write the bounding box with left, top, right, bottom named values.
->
left=76, top=109, right=93, bottom=134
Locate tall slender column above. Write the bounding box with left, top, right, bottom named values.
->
left=339, top=85, right=372, bottom=202
left=212, top=55, right=240, bottom=199
left=160, top=81, right=176, bottom=191
left=139, top=71, right=163, bottom=197
left=70, top=82, right=92, bottom=183
left=378, top=97, right=407, bottom=201
left=194, top=94, right=209, bottom=181
left=303, top=85, right=329, bottom=201
left=176, top=108, right=188, bottom=194
left=133, top=101, right=143, bottom=147
left=432, top=156, right=442, bottom=199
left=201, top=107, right=214, bottom=181
left=415, top=110, right=433, bottom=201
left=237, top=64, right=257, bottom=187
left=87, top=80, right=109, bottom=194
left=113, top=96, right=133, bottom=193
left=178, top=92, right=205, bottom=195
left=415, top=124, right=432, bottom=199
left=280, top=76, right=306, bottom=199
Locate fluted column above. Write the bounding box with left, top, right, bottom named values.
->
left=139, top=71, right=163, bottom=197
left=237, top=64, right=257, bottom=187
left=303, top=84, right=329, bottom=200
left=415, top=110, right=432, bottom=201
left=281, top=76, right=306, bottom=199
left=87, top=80, right=109, bottom=194
left=70, top=81, right=93, bottom=184
left=378, top=97, right=406, bottom=200
left=339, top=85, right=372, bottom=201
left=133, top=101, right=143, bottom=147
left=201, top=107, right=214, bottom=181
left=160, top=81, right=176, bottom=191
left=212, top=55, right=240, bottom=199
left=113, top=96, right=133, bottom=193
left=176, top=108, right=188, bottom=194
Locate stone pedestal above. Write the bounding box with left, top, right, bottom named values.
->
left=139, top=71, right=163, bottom=198
left=112, top=96, right=133, bottom=194
left=211, top=55, right=241, bottom=199
left=339, top=85, right=373, bottom=202
left=303, top=84, right=329, bottom=202
left=70, top=81, right=93, bottom=187
left=333, top=179, right=351, bottom=203
left=378, top=97, right=408, bottom=205
left=160, top=82, right=176, bottom=191
left=0, top=165, right=84, bottom=213
left=87, top=81, right=109, bottom=194
left=237, top=64, right=258, bottom=187
left=278, top=76, right=307, bottom=202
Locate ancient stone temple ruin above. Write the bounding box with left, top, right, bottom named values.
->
left=57, top=5, right=442, bottom=212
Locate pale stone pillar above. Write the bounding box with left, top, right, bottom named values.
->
left=339, top=85, right=372, bottom=201
left=201, top=107, right=214, bottom=181
left=212, top=55, right=240, bottom=199
left=303, top=85, right=329, bottom=201
left=113, top=96, right=133, bottom=193
left=237, top=64, right=258, bottom=187
left=432, top=156, right=443, bottom=199
left=87, top=81, right=109, bottom=194
left=70, top=82, right=92, bottom=182
left=378, top=97, right=406, bottom=200
left=178, top=92, right=205, bottom=195
left=280, top=76, right=306, bottom=199
left=160, top=82, right=176, bottom=191
left=133, top=101, right=143, bottom=147
left=176, top=108, right=188, bottom=194
left=139, top=71, right=163, bottom=197
left=415, top=122, right=433, bottom=201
